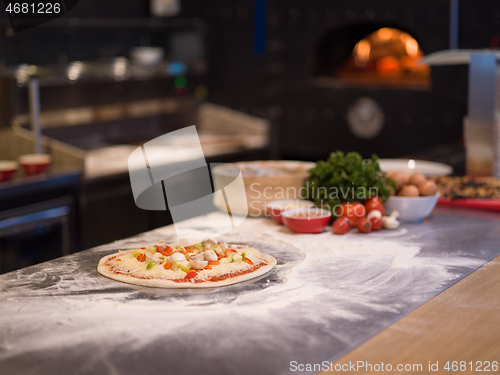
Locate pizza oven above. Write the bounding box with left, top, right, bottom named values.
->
left=268, top=2, right=469, bottom=162
left=314, top=26, right=430, bottom=89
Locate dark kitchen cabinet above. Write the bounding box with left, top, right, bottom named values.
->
left=79, top=175, right=172, bottom=250
left=0, top=169, right=81, bottom=273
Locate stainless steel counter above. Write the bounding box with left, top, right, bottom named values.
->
left=0, top=207, right=499, bottom=375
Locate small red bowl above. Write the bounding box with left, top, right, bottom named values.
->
left=19, top=154, right=52, bottom=175
left=267, top=199, right=315, bottom=224
left=0, top=160, right=18, bottom=181
left=282, top=207, right=332, bottom=234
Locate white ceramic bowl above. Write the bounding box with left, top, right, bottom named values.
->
left=378, top=159, right=453, bottom=177
left=384, top=193, right=440, bottom=222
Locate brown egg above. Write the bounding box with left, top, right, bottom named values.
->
left=397, top=184, right=420, bottom=197
left=392, top=173, right=409, bottom=191
left=418, top=180, right=438, bottom=196
left=409, top=173, right=426, bottom=187
left=386, top=171, right=399, bottom=179
left=401, top=173, right=410, bottom=185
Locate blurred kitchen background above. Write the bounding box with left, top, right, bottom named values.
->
left=0, top=0, right=499, bottom=273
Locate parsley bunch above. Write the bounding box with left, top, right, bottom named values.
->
left=302, top=151, right=395, bottom=213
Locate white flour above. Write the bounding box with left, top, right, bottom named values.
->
left=0, top=213, right=488, bottom=370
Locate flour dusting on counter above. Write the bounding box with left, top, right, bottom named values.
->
left=0, top=212, right=496, bottom=375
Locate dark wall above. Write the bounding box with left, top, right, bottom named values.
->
left=3, top=0, right=499, bottom=161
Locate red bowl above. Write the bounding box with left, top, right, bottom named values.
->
left=19, top=154, right=52, bottom=175
left=266, top=199, right=315, bottom=224
left=0, top=161, right=18, bottom=181
left=282, top=208, right=332, bottom=234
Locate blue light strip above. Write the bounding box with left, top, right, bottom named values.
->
left=254, top=0, right=266, bottom=57
left=449, top=0, right=459, bottom=49
left=0, top=206, right=69, bottom=231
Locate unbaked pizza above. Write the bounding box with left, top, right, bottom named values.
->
left=97, top=238, right=277, bottom=288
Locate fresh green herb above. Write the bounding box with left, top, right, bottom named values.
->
left=302, top=151, right=395, bottom=214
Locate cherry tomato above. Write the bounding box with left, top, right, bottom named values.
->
left=364, top=196, right=385, bottom=216
left=357, top=218, right=372, bottom=233
left=332, top=217, right=351, bottom=235
left=136, top=253, right=147, bottom=262
left=371, top=217, right=383, bottom=231
left=163, top=261, right=172, bottom=270
left=157, top=245, right=173, bottom=257
left=335, top=202, right=366, bottom=226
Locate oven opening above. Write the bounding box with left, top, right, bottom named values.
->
left=313, top=26, right=431, bottom=89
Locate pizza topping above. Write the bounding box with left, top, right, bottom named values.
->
left=204, top=260, right=220, bottom=270
left=170, top=253, right=186, bottom=263
left=178, top=260, right=192, bottom=272
left=189, top=252, right=209, bottom=269
left=213, top=243, right=225, bottom=257
left=219, top=257, right=230, bottom=264
left=154, top=240, right=166, bottom=249
left=153, top=252, right=164, bottom=260
left=146, top=261, right=156, bottom=270
left=231, top=253, right=243, bottom=263
left=156, top=242, right=174, bottom=256
left=203, top=250, right=218, bottom=262
left=164, top=261, right=172, bottom=270
left=184, top=270, right=198, bottom=280
left=244, top=257, right=254, bottom=265
left=146, top=254, right=159, bottom=264
left=170, top=261, right=182, bottom=271
left=136, top=253, right=147, bottom=262
left=193, top=243, right=204, bottom=251
left=202, top=237, right=217, bottom=249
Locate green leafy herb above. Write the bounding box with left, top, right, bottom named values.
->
left=302, top=151, right=395, bottom=214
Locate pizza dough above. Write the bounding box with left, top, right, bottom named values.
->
left=97, top=240, right=277, bottom=288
